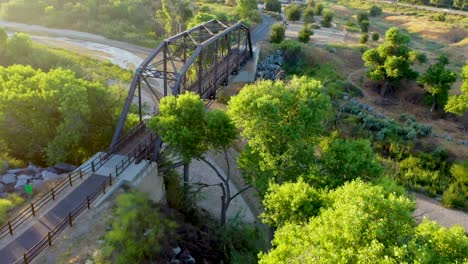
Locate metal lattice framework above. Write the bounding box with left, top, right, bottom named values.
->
left=111, top=20, right=253, bottom=147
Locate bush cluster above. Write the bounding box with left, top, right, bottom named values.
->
left=343, top=100, right=432, bottom=141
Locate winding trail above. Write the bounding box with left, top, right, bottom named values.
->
left=346, top=69, right=468, bottom=231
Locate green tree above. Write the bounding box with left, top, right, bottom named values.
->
left=237, top=0, right=262, bottom=24
left=0, top=65, right=120, bottom=165
left=430, top=0, right=445, bottom=7
left=102, top=192, right=176, bottom=263
left=356, top=12, right=369, bottom=23
left=285, top=4, right=302, bottom=21
left=261, top=178, right=323, bottom=228
left=445, top=64, right=468, bottom=115
left=187, top=12, right=217, bottom=29
left=148, top=92, right=206, bottom=202
left=259, top=180, right=416, bottom=263
left=270, top=23, right=285, bottom=43
left=303, top=7, right=315, bottom=23
left=372, top=32, right=380, bottom=41
left=0, top=27, right=7, bottom=55
left=265, top=0, right=281, bottom=13
left=362, top=27, right=426, bottom=96
left=369, top=5, right=383, bottom=16
left=360, top=19, right=369, bottom=32
left=149, top=93, right=248, bottom=225
left=318, top=133, right=382, bottom=188
left=228, top=77, right=331, bottom=195
left=417, top=55, right=457, bottom=112
left=360, top=32, right=369, bottom=43
left=314, top=3, right=324, bottom=15
left=297, top=24, right=313, bottom=43
left=156, top=0, right=193, bottom=35
left=320, top=9, right=333, bottom=27
left=409, top=219, right=468, bottom=263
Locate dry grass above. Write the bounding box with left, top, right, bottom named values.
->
left=385, top=16, right=467, bottom=45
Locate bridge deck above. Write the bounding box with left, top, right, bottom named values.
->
left=0, top=174, right=108, bottom=263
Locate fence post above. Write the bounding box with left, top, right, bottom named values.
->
left=87, top=196, right=90, bottom=209
left=68, top=173, right=72, bottom=186
left=80, top=169, right=83, bottom=180
left=23, top=253, right=28, bottom=264
left=68, top=213, right=72, bottom=227
left=31, top=203, right=35, bottom=217
left=115, top=165, right=118, bottom=177
left=91, top=161, right=95, bottom=172
left=51, top=188, right=55, bottom=200
left=8, top=221, right=13, bottom=235
left=103, top=182, right=106, bottom=194
left=109, top=173, right=113, bottom=186
left=48, top=232, right=52, bottom=246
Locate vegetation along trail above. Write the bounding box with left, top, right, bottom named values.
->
left=347, top=68, right=468, bottom=231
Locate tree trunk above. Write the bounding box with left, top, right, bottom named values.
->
left=380, top=81, right=389, bottom=97
left=431, top=96, right=436, bottom=112
left=183, top=162, right=189, bottom=209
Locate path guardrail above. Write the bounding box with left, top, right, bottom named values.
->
left=12, top=131, right=158, bottom=264
left=0, top=122, right=146, bottom=241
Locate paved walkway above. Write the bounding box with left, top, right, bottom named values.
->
left=0, top=174, right=107, bottom=264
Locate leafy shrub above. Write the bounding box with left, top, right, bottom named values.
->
left=432, top=13, right=446, bottom=22
left=360, top=33, right=369, bottom=43
left=285, top=4, right=302, bottom=21
left=356, top=12, right=369, bottom=23
left=261, top=179, right=323, bottom=227
left=298, top=24, right=314, bottom=43
left=369, top=6, right=382, bottom=16
left=372, top=32, right=380, bottom=41
left=0, top=194, right=24, bottom=224
left=221, top=215, right=268, bottom=263
left=320, top=10, right=334, bottom=27
left=102, top=192, right=176, bottom=264
left=265, top=0, right=282, bottom=13
left=360, top=20, right=369, bottom=33
left=303, top=7, right=315, bottom=23
left=270, top=23, right=285, bottom=43
left=442, top=182, right=467, bottom=210
left=314, top=3, right=324, bottom=15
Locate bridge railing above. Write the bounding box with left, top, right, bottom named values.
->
left=0, top=122, right=146, bottom=241
left=13, top=131, right=158, bottom=264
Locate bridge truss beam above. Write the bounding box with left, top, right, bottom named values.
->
left=111, top=20, right=253, bottom=149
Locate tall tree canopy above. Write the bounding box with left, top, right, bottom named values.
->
left=227, top=77, right=331, bottom=194
left=259, top=180, right=468, bottom=263
left=362, top=27, right=426, bottom=96
left=0, top=65, right=121, bottom=165
left=318, top=132, right=382, bottom=188
left=418, top=55, right=457, bottom=112
left=445, top=64, right=468, bottom=115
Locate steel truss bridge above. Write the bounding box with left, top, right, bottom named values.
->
left=1, top=20, right=254, bottom=264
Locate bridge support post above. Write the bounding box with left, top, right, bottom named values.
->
left=8, top=221, right=13, bottom=235
left=48, top=232, right=52, bottom=247
left=138, top=82, right=142, bottom=122
left=68, top=213, right=72, bottom=227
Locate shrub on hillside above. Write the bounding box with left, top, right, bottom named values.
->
left=298, top=24, right=314, bottom=43
left=321, top=9, right=333, bottom=27
left=372, top=32, right=380, bottom=41
left=369, top=5, right=382, bottom=16
left=270, top=23, right=285, bottom=43
left=285, top=4, right=302, bottom=21
left=265, top=0, right=282, bottom=13
left=360, top=33, right=369, bottom=43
